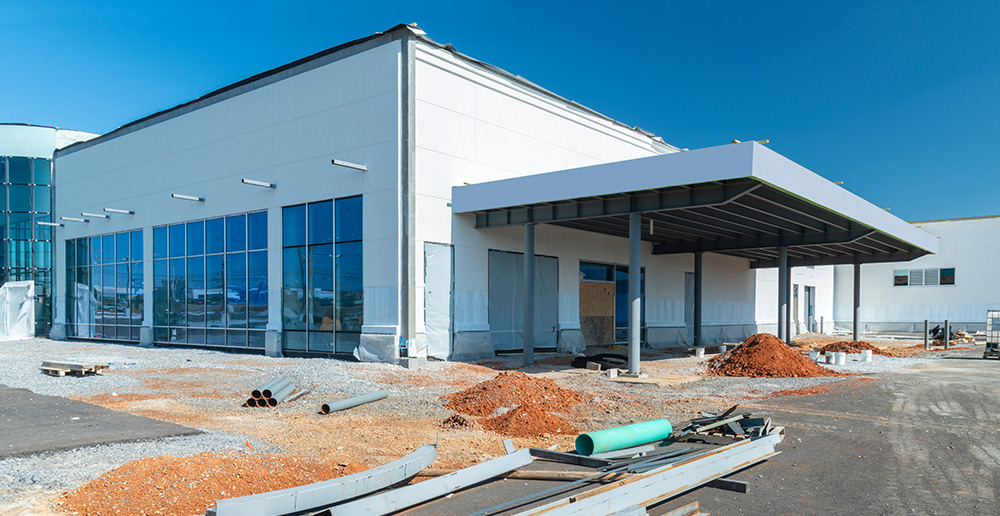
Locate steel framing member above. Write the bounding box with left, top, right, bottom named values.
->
left=208, top=444, right=437, bottom=516
left=514, top=432, right=783, bottom=516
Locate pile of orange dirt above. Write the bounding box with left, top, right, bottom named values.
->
left=707, top=333, right=843, bottom=378
left=817, top=340, right=897, bottom=357
left=438, top=414, right=474, bottom=430
left=442, top=371, right=584, bottom=417
left=479, top=403, right=577, bottom=438
left=59, top=452, right=366, bottom=516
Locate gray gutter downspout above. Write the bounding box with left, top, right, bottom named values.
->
left=400, top=29, right=417, bottom=348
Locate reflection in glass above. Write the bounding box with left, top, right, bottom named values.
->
left=33, top=158, right=50, bottom=185
left=247, top=251, right=267, bottom=329
left=226, top=253, right=247, bottom=328
left=336, top=196, right=363, bottom=242
left=102, top=234, right=114, bottom=264
left=7, top=157, right=30, bottom=184
left=33, top=241, right=50, bottom=269
left=131, top=261, right=143, bottom=326
left=131, top=231, right=143, bottom=262
left=282, top=247, right=306, bottom=331
left=102, top=265, right=114, bottom=330
left=8, top=185, right=30, bottom=212
left=335, top=241, right=363, bottom=332
left=309, top=201, right=333, bottom=245
left=8, top=212, right=31, bottom=240
left=153, top=260, right=168, bottom=326
left=169, top=224, right=185, bottom=258
left=168, top=259, right=185, bottom=327
left=205, top=254, right=225, bottom=328
left=308, top=244, right=334, bottom=331
left=248, top=211, right=267, bottom=250
left=116, top=263, right=129, bottom=325
left=206, top=218, right=225, bottom=254
left=187, top=257, right=205, bottom=327
left=33, top=186, right=50, bottom=212
left=282, top=205, right=306, bottom=247
left=226, top=215, right=246, bottom=253
left=91, top=236, right=101, bottom=264
left=116, top=232, right=129, bottom=263
left=153, top=226, right=167, bottom=259
left=187, top=221, right=204, bottom=256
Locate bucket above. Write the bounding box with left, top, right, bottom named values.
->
left=695, top=347, right=705, bottom=359
left=861, top=349, right=873, bottom=363
left=836, top=352, right=847, bottom=365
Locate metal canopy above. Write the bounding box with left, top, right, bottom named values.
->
left=452, top=142, right=937, bottom=267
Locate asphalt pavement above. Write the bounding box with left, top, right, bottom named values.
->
left=0, top=384, right=199, bottom=459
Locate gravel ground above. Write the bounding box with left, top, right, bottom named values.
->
left=0, top=431, right=280, bottom=505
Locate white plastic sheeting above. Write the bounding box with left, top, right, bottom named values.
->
left=354, top=334, right=399, bottom=363
left=0, top=281, right=34, bottom=340
left=73, top=282, right=94, bottom=338
left=488, top=250, right=558, bottom=351
left=424, top=243, right=453, bottom=360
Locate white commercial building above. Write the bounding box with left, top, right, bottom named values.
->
left=834, top=215, right=1000, bottom=332
left=50, top=25, right=936, bottom=367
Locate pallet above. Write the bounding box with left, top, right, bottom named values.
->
left=40, top=361, right=110, bottom=377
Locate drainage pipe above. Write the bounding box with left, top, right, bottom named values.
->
left=575, top=419, right=673, bottom=456
left=245, top=398, right=258, bottom=408
left=262, top=377, right=292, bottom=399
left=267, top=383, right=296, bottom=407
left=321, top=390, right=389, bottom=415
left=252, top=377, right=286, bottom=399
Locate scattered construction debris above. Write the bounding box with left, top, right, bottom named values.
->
left=40, top=360, right=109, bottom=377
left=816, top=340, right=895, bottom=357
left=320, top=390, right=388, bottom=415
left=438, top=414, right=474, bottom=430
left=570, top=353, right=627, bottom=370
left=245, top=377, right=299, bottom=407
left=707, top=333, right=842, bottom=378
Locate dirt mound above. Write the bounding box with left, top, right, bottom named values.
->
left=438, top=414, right=474, bottom=430
left=59, top=452, right=365, bottom=516
left=707, top=333, right=842, bottom=378
left=479, top=403, right=577, bottom=438
left=817, top=340, right=896, bottom=357
left=442, top=371, right=584, bottom=417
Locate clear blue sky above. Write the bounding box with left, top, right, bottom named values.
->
left=3, top=1, right=997, bottom=222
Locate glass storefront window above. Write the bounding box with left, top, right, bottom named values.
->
left=66, top=229, right=143, bottom=341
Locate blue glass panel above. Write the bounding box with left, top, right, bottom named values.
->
left=168, top=224, right=185, bottom=258
left=335, top=240, right=363, bottom=332
left=335, top=332, right=360, bottom=354
left=153, top=260, right=167, bottom=326
left=130, top=261, right=143, bottom=326
left=7, top=158, right=30, bottom=184
left=8, top=240, right=30, bottom=268
left=33, top=214, right=51, bottom=240
left=77, top=238, right=89, bottom=267
left=168, top=258, right=185, bottom=326
left=91, top=266, right=102, bottom=325
left=188, top=329, right=206, bottom=345
left=205, top=254, right=225, bottom=328
left=335, top=196, right=363, bottom=242
left=580, top=262, right=613, bottom=282
left=248, top=211, right=267, bottom=250
left=309, top=201, right=333, bottom=245
left=102, top=265, right=115, bottom=328
left=247, top=250, right=267, bottom=329
left=116, top=263, right=129, bottom=325
left=66, top=238, right=76, bottom=270
left=33, top=241, right=50, bottom=269
left=0, top=157, right=4, bottom=182
left=282, top=247, right=306, bottom=331
left=308, top=332, right=334, bottom=353
left=131, top=230, right=143, bottom=262
left=187, top=220, right=204, bottom=256
left=282, top=205, right=306, bottom=247
left=226, top=330, right=248, bottom=348
left=153, top=227, right=167, bottom=259
left=32, top=158, right=51, bottom=185
left=283, top=331, right=307, bottom=351
left=206, top=218, right=225, bottom=254
left=33, top=186, right=50, bottom=213
left=102, top=234, right=114, bottom=264
left=116, top=232, right=129, bottom=263
left=187, top=256, right=205, bottom=327
left=226, top=214, right=246, bottom=252
left=206, top=329, right=226, bottom=346
left=91, top=236, right=101, bottom=265
left=248, top=331, right=265, bottom=349
left=77, top=267, right=94, bottom=327
left=308, top=244, right=334, bottom=331
left=226, top=253, right=247, bottom=328
left=8, top=185, right=30, bottom=212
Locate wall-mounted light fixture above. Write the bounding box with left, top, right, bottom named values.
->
left=241, top=178, right=275, bottom=188
left=37, top=221, right=63, bottom=227
left=60, top=216, right=88, bottom=223
left=331, top=159, right=368, bottom=172
left=81, top=212, right=108, bottom=219
left=172, top=193, right=204, bottom=202
left=104, top=208, right=134, bottom=215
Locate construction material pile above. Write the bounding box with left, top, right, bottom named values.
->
left=707, top=333, right=842, bottom=378
left=817, top=340, right=896, bottom=357
left=934, top=330, right=977, bottom=345
left=59, top=452, right=365, bottom=516
left=441, top=371, right=583, bottom=437
left=246, top=377, right=300, bottom=407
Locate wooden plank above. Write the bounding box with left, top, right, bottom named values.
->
left=40, top=367, right=69, bottom=377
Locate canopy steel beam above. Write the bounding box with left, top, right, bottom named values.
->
left=651, top=230, right=876, bottom=255
left=749, top=250, right=928, bottom=269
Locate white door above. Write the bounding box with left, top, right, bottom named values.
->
left=424, top=243, right=453, bottom=360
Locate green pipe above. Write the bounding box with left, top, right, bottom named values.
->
left=575, top=419, right=673, bottom=456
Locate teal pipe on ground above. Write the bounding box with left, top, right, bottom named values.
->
left=575, top=419, right=673, bottom=456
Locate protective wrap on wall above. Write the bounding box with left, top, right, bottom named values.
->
left=488, top=251, right=557, bottom=351
left=558, top=329, right=586, bottom=354
left=424, top=243, right=453, bottom=360
left=452, top=331, right=493, bottom=361
left=0, top=281, right=34, bottom=340
left=354, top=333, right=400, bottom=363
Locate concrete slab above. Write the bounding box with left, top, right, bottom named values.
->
left=0, top=384, right=199, bottom=459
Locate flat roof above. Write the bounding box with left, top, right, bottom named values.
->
left=452, top=141, right=938, bottom=268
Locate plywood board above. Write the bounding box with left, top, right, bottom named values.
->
left=580, top=282, right=614, bottom=347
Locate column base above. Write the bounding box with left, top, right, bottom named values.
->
left=49, top=323, right=66, bottom=340
left=139, top=326, right=154, bottom=348
left=265, top=330, right=282, bottom=357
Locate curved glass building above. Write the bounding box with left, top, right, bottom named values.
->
left=0, top=124, right=97, bottom=335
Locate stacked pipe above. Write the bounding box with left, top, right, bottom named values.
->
left=246, top=377, right=298, bottom=407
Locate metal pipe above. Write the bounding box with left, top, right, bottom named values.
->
left=628, top=212, right=641, bottom=374
left=245, top=398, right=258, bottom=408
left=785, top=266, right=792, bottom=343
left=944, top=319, right=950, bottom=350
left=924, top=320, right=929, bottom=350
left=266, top=383, right=296, bottom=407
left=524, top=222, right=535, bottom=367
left=262, top=377, right=292, bottom=399
left=321, top=390, right=389, bottom=415
left=693, top=251, right=702, bottom=348
left=252, top=377, right=285, bottom=399
left=853, top=262, right=861, bottom=342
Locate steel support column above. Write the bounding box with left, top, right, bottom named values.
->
left=524, top=223, right=535, bottom=367
left=629, top=213, right=641, bottom=374
left=785, top=264, right=792, bottom=343
left=777, top=247, right=788, bottom=341
left=853, top=262, right=861, bottom=342
left=693, top=251, right=703, bottom=348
